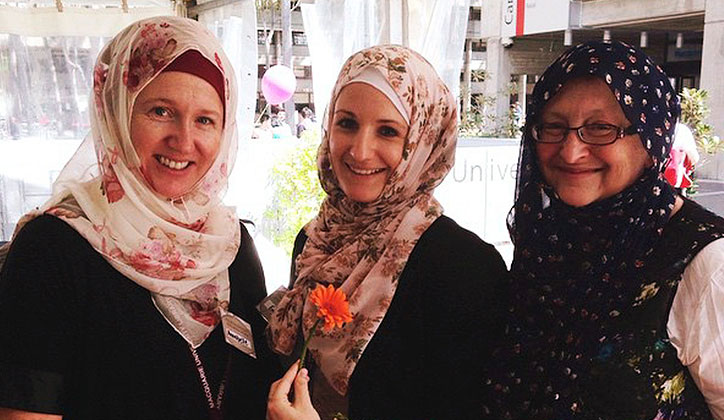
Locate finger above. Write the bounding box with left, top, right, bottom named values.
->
left=269, top=361, right=300, bottom=401
left=292, top=368, right=313, bottom=409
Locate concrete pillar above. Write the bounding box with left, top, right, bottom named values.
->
left=699, top=0, right=724, bottom=179
left=462, top=38, right=473, bottom=115
left=281, top=0, right=294, bottom=128
left=480, top=0, right=513, bottom=133
left=484, top=37, right=512, bottom=132
left=517, top=73, right=527, bottom=116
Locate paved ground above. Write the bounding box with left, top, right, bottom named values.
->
left=692, top=179, right=724, bottom=216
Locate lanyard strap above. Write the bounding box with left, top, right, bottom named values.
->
left=190, top=345, right=231, bottom=420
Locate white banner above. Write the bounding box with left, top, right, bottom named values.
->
left=436, top=138, right=519, bottom=264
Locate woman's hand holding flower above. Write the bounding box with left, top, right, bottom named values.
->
left=267, top=362, right=320, bottom=420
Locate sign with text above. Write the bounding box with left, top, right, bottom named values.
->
left=667, top=43, right=702, bottom=63
left=501, top=0, right=571, bottom=38
left=436, top=138, right=520, bottom=249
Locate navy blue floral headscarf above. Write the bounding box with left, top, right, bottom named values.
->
left=487, top=41, right=685, bottom=418
left=510, top=40, right=679, bottom=283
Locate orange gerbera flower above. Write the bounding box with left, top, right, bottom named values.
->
left=309, top=284, right=353, bottom=332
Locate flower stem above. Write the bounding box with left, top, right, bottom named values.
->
left=299, top=318, right=322, bottom=370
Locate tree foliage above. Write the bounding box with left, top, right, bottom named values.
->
left=460, top=69, right=522, bottom=138
left=262, top=129, right=326, bottom=255
left=680, top=87, right=722, bottom=155
left=459, top=93, right=521, bottom=138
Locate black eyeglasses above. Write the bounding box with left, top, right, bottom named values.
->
left=531, top=123, right=638, bottom=146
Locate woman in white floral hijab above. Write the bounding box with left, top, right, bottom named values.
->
left=0, top=16, right=278, bottom=420
left=267, top=45, right=508, bottom=420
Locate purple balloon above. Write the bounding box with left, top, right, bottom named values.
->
left=261, top=65, right=297, bottom=105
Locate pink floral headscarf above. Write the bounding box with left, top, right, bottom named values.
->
left=268, top=45, right=458, bottom=395
left=1, top=16, right=241, bottom=348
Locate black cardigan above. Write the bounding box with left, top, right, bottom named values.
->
left=0, top=215, right=279, bottom=420
left=290, top=215, right=509, bottom=420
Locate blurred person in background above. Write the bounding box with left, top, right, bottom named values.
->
left=271, top=109, right=293, bottom=139
left=296, top=106, right=317, bottom=138
left=252, top=113, right=274, bottom=140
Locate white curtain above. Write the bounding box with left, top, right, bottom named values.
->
left=195, top=1, right=264, bottom=216
left=195, top=1, right=260, bottom=213
left=301, top=0, right=470, bottom=118
left=198, top=2, right=259, bottom=144
left=0, top=33, right=106, bottom=239
left=0, top=34, right=106, bottom=142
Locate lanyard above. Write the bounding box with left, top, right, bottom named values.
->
left=189, top=345, right=231, bottom=420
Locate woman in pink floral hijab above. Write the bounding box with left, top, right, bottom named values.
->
left=0, top=16, right=278, bottom=420
left=267, top=45, right=508, bottom=420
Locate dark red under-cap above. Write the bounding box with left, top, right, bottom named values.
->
left=163, top=49, right=226, bottom=119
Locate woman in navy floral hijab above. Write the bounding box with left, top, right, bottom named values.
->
left=485, top=40, right=724, bottom=419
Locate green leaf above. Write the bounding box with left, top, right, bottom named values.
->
left=262, top=128, right=326, bottom=255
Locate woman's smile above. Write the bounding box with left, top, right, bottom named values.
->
left=156, top=155, right=192, bottom=170
left=552, top=164, right=603, bottom=178
left=344, top=161, right=387, bottom=176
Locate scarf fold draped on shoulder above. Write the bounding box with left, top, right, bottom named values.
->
left=267, top=45, right=458, bottom=395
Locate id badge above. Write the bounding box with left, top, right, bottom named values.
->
left=256, top=286, right=288, bottom=322
left=221, top=310, right=256, bottom=359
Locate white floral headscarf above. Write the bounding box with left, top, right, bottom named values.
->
left=268, top=45, right=458, bottom=395
left=1, top=16, right=241, bottom=348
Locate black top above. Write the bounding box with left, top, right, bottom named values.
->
left=0, top=215, right=279, bottom=420
left=484, top=199, right=724, bottom=419
left=290, top=215, right=509, bottom=420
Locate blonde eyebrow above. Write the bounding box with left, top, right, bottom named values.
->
left=136, top=97, right=221, bottom=118
left=135, top=97, right=175, bottom=108
left=334, top=109, right=356, bottom=117
left=197, top=108, right=223, bottom=118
